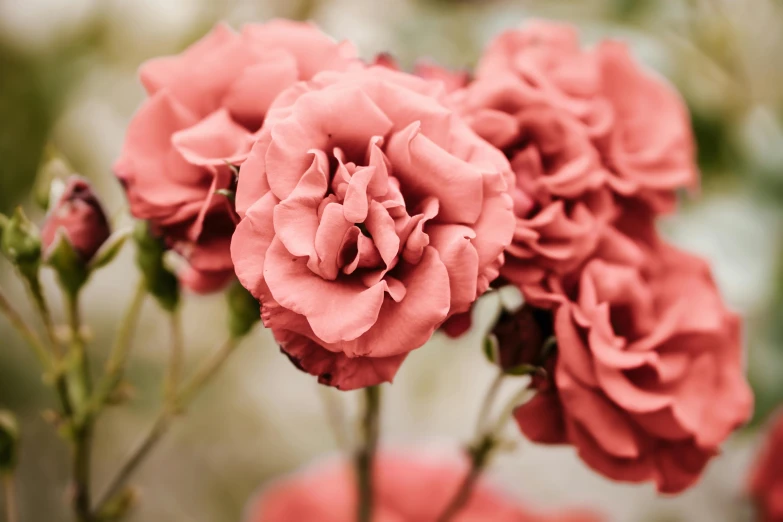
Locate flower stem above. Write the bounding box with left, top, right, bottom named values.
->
left=88, top=281, right=146, bottom=417
left=356, top=385, right=381, bottom=522
left=3, top=473, right=18, bottom=522
left=93, top=336, right=242, bottom=516
left=435, top=435, right=495, bottom=522
left=435, top=373, right=529, bottom=522
left=65, top=291, right=94, bottom=522
left=164, top=308, right=183, bottom=405
left=0, top=286, right=50, bottom=367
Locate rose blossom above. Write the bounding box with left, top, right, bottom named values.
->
left=456, top=77, right=616, bottom=300
left=514, top=240, right=753, bottom=493
left=748, top=411, right=783, bottom=521
left=115, top=20, right=357, bottom=293
left=41, top=176, right=111, bottom=263
left=231, top=66, right=518, bottom=390
left=472, top=21, right=697, bottom=214
left=244, top=450, right=602, bottom=522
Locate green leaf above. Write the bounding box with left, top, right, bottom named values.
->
left=483, top=334, right=499, bottom=364
left=88, top=227, right=131, bottom=271
left=214, top=188, right=236, bottom=202
left=503, top=363, right=539, bottom=377
left=46, top=231, right=88, bottom=297
left=1, top=207, right=41, bottom=269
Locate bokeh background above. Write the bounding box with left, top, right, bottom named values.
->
left=1, top=0, right=782, bottom=520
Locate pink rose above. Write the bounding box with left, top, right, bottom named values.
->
left=231, top=66, right=517, bottom=390
left=41, top=176, right=111, bottom=263
left=748, top=411, right=783, bottom=522
left=472, top=21, right=697, bottom=215
left=244, top=450, right=603, bottom=522
left=456, top=79, right=615, bottom=300
left=515, top=240, right=753, bottom=493
left=115, top=21, right=357, bottom=293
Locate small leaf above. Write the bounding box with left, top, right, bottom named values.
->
left=215, top=188, right=236, bottom=202
left=504, top=363, right=539, bottom=376
left=46, top=231, right=88, bottom=297
left=1, top=207, right=41, bottom=268
left=88, top=227, right=131, bottom=271
left=227, top=281, right=260, bottom=338
left=483, top=334, right=499, bottom=364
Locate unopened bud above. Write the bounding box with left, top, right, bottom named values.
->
left=41, top=176, right=111, bottom=264
left=134, top=221, right=179, bottom=311
left=490, top=304, right=554, bottom=374
left=227, top=281, right=260, bottom=338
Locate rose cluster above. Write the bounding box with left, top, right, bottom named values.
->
left=116, top=19, right=752, bottom=493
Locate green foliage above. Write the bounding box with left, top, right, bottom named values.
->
left=226, top=281, right=260, bottom=339
left=133, top=221, right=180, bottom=312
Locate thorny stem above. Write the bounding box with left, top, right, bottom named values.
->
left=356, top=385, right=381, bottom=522
left=93, top=336, right=242, bottom=516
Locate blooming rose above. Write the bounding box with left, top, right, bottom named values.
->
left=41, top=176, right=111, bottom=263
left=232, top=66, right=518, bottom=390
left=456, top=78, right=616, bottom=299
left=115, top=21, right=357, bottom=292
left=749, top=411, right=783, bottom=521
left=514, top=240, right=753, bottom=493
left=473, top=21, right=697, bottom=214
left=244, top=450, right=603, bottom=522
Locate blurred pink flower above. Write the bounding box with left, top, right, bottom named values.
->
left=232, top=66, right=518, bottom=390
left=749, top=411, right=783, bottom=522
left=115, top=20, right=357, bottom=293
left=245, top=450, right=603, bottom=522
left=41, top=176, right=110, bottom=263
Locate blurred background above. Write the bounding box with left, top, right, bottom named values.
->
left=1, top=0, right=782, bottom=520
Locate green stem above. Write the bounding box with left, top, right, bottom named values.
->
left=435, top=374, right=529, bottom=522
left=356, top=385, right=381, bottom=522
left=93, top=336, right=242, bottom=516
left=164, top=308, right=183, bottom=405
left=88, top=281, right=146, bottom=416
left=0, top=286, right=50, bottom=367
left=18, top=274, right=74, bottom=422
left=3, top=473, right=18, bottom=522
left=66, top=291, right=93, bottom=522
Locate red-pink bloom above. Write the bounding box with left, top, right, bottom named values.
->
left=232, top=66, right=518, bottom=390
left=456, top=21, right=697, bottom=301
left=244, top=451, right=603, bottom=522
left=473, top=21, right=697, bottom=214
left=115, top=21, right=357, bottom=293
left=515, top=241, right=753, bottom=493
left=41, top=176, right=111, bottom=263
left=748, top=411, right=783, bottom=522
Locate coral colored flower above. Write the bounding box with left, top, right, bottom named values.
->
left=244, top=450, right=603, bottom=522
left=41, top=176, right=111, bottom=263
left=456, top=21, right=698, bottom=300
left=472, top=21, right=697, bottom=214
left=514, top=241, right=753, bottom=493
left=115, top=21, right=357, bottom=293
left=748, top=411, right=783, bottom=522
left=232, top=66, right=518, bottom=390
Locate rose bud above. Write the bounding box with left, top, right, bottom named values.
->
left=41, top=176, right=111, bottom=264
left=490, top=304, right=554, bottom=373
